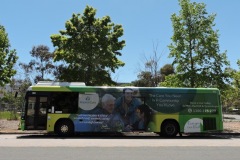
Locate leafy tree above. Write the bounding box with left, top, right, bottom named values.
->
left=236, top=59, right=240, bottom=89
left=158, top=64, right=176, bottom=87
left=168, top=0, right=229, bottom=89
left=0, top=25, right=18, bottom=86
left=160, top=74, right=183, bottom=87
left=14, top=78, right=32, bottom=109
left=229, top=61, right=240, bottom=108
left=19, top=45, right=55, bottom=83
left=51, top=6, right=125, bottom=85
left=0, top=78, right=31, bottom=114
left=132, top=71, right=154, bottom=87
left=133, top=64, right=174, bottom=87
left=221, top=67, right=240, bottom=112
left=160, top=64, right=175, bottom=82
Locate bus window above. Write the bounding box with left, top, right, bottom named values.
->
left=50, top=92, right=78, bottom=113
left=39, top=97, right=48, bottom=114
left=26, top=97, right=36, bottom=128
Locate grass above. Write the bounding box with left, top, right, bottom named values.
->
left=0, top=111, right=20, bottom=120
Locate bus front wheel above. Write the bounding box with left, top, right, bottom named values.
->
left=161, top=120, right=179, bottom=137
left=55, top=119, right=74, bottom=136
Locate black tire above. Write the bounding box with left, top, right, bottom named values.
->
left=55, top=120, right=74, bottom=136
left=161, top=120, right=179, bottom=137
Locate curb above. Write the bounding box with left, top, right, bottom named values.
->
left=0, top=130, right=47, bottom=134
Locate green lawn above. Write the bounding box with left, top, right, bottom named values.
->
left=0, top=111, right=20, bottom=120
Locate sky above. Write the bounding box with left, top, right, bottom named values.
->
left=1, top=0, right=240, bottom=83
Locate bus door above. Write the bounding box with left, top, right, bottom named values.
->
left=25, top=96, right=48, bottom=130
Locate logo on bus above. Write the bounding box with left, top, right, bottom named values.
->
left=78, top=94, right=99, bottom=110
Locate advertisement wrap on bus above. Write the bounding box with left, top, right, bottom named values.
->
left=21, top=81, right=223, bottom=137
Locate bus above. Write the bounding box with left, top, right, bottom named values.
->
left=21, top=81, right=223, bottom=137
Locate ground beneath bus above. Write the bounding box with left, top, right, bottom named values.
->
left=0, top=114, right=240, bottom=134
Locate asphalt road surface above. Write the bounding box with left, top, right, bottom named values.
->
left=0, top=147, right=239, bottom=160
left=0, top=133, right=240, bottom=160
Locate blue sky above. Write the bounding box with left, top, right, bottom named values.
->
left=1, top=0, right=240, bottom=83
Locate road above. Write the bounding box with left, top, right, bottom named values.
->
left=0, top=147, right=239, bottom=160
left=0, top=133, right=240, bottom=160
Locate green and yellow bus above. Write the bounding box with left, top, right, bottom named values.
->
left=21, top=81, right=223, bottom=137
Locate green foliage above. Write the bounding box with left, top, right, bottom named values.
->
left=51, top=6, right=125, bottom=85
left=160, top=64, right=174, bottom=76
left=0, top=91, right=20, bottom=120
left=132, top=71, right=154, bottom=87
left=238, top=60, right=240, bottom=67
left=0, top=111, right=20, bottom=120
left=0, top=78, right=31, bottom=116
left=168, top=0, right=229, bottom=89
left=15, top=78, right=32, bottom=109
left=220, top=66, right=240, bottom=111
left=19, top=45, right=55, bottom=83
left=133, top=64, right=175, bottom=87
left=160, top=74, right=183, bottom=87
left=133, top=62, right=175, bottom=87
left=232, top=70, right=240, bottom=89
left=160, top=64, right=175, bottom=82
left=0, top=25, right=18, bottom=86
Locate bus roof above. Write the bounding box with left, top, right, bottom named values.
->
left=27, top=81, right=219, bottom=94
left=35, top=81, right=86, bottom=86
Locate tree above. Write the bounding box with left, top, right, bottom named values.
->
left=229, top=61, right=240, bottom=108
left=132, top=71, right=154, bottom=87
left=15, top=78, right=32, bottom=110
left=1, top=78, right=32, bottom=119
left=0, top=78, right=30, bottom=120
left=160, top=64, right=175, bottom=82
left=0, top=25, right=18, bottom=86
left=160, top=74, right=183, bottom=87
left=132, top=64, right=174, bottom=87
left=221, top=67, right=240, bottom=112
left=168, top=0, right=229, bottom=89
left=132, top=43, right=163, bottom=87
left=51, top=6, right=125, bottom=86
left=19, top=45, right=55, bottom=83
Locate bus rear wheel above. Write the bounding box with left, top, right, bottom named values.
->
left=161, top=120, right=179, bottom=137
left=55, top=119, right=74, bottom=136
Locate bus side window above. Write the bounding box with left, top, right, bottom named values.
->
left=50, top=92, right=78, bottom=114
